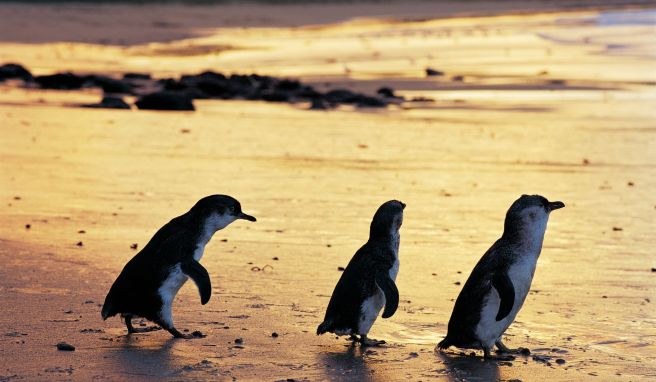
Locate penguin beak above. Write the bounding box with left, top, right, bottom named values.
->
left=547, top=201, right=565, bottom=211
left=237, top=212, right=257, bottom=222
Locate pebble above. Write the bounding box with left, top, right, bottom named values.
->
left=56, top=342, right=75, bottom=351
left=271, top=332, right=279, bottom=338
left=556, top=358, right=566, bottom=364
left=234, top=338, right=243, bottom=344
left=337, top=267, right=345, bottom=271
left=426, top=68, right=445, bottom=76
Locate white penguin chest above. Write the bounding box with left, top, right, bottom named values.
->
left=388, top=234, right=400, bottom=280
left=475, top=255, right=538, bottom=347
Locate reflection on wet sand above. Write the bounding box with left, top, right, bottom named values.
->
left=320, top=344, right=376, bottom=381
left=437, top=351, right=500, bottom=382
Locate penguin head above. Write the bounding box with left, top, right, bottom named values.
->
left=504, top=194, right=564, bottom=237
left=369, top=200, right=405, bottom=239
left=190, top=195, right=256, bottom=232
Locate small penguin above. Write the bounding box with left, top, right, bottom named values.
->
left=101, top=195, right=256, bottom=338
left=438, top=194, right=564, bottom=358
left=317, top=200, right=405, bottom=346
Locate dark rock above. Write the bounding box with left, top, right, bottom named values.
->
left=376, top=87, right=396, bottom=98
left=451, top=75, right=465, bottom=82
left=294, top=85, right=321, bottom=100
left=83, top=96, right=131, bottom=110
left=556, top=358, right=566, bottom=364
left=56, top=342, right=75, bottom=351
left=35, top=72, right=86, bottom=90
left=651, top=268, right=656, bottom=272
left=0, top=63, right=33, bottom=82
left=229, top=74, right=256, bottom=88
left=260, top=90, right=292, bottom=102
left=25, top=224, right=31, bottom=229
left=275, top=79, right=302, bottom=91
left=520, top=348, right=531, bottom=356
left=309, top=98, right=330, bottom=110
left=194, top=80, right=234, bottom=98
left=234, top=338, right=243, bottom=344
left=337, top=266, right=345, bottom=271
left=354, top=95, right=386, bottom=108
left=612, top=227, right=623, bottom=231
left=130, top=243, right=138, bottom=250
left=271, top=332, right=279, bottom=338
left=426, top=68, right=445, bottom=76
left=76, top=241, right=84, bottom=247
left=123, top=73, right=151, bottom=80
left=135, top=91, right=195, bottom=111
left=191, top=331, right=206, bottom=338
left=181, top=71, right=226, bottom=83
left=86, top=75, right=133, bottom=94
left=324, top=89, right=358, bottom=104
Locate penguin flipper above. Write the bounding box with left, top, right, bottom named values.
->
left=375, top=273, right=399, bottom=318
left=180, top=260, right=212, bottom=305
left=492, top=273, right=515, bottom=321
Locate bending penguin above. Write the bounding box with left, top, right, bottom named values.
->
left=101, top=195, right=256, bottom=338
left=317, top=200, right=405, bottom=346
left=437, top=194, right=564, bottom=358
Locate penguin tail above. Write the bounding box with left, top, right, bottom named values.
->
left=101, top=302, right=114, bottom=320
left=316, top=320, right=332, bottom=335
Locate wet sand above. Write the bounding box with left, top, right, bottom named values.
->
left=1, top=2, right=655, bottom=381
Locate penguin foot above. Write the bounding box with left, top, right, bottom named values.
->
left=484, top=348, right=515, bottom=361
left=359, top=336, right=386, bottom=347
left=171, top=329, right=206, bottom=339
left=128, top=326, right=162, bottom=334
left=495, top=340, right=529, bottom=355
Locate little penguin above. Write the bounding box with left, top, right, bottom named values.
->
left=317, top=200, right=405, bottom=347
left=437, top=194, right=564, bottom=358
left=101, top=195, right=256, bottom=338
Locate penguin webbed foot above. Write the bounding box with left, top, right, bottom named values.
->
left=129, top=326, right=162, bottom=334
left=359, top=335, right=386, bottom=347
left=495, top=340, right=529, bottom=355
left=484, top=347, right=515, bottom=361
left=169, top=328, right=206, bottom=339
left=124, top=315, right=161, bottom=334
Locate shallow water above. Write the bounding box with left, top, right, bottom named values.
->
left=1, top=6, right=655, bottom=381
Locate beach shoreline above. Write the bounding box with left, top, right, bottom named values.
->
left=0, top=0, right=653, bottom=45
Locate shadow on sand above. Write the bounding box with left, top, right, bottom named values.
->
left=318, top=342, right=381, bottom=382
left=437, top=351, right=500, bottom=381
left=105, top=335, right=183, bottom=379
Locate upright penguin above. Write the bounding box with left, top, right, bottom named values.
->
left=317, top=200, right=405, bottom=346
left=438, top=194, right=564, bottom=358
left=101, top=195, right=256, bottom=338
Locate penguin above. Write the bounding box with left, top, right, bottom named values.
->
left=101, top=195, right=256, bottom=338
left=317, top=200, right=405, bottom=346
left=437, top=194, right=564, bottom=358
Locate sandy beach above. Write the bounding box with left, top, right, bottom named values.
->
left=1, top=1, right=655, bottom=381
